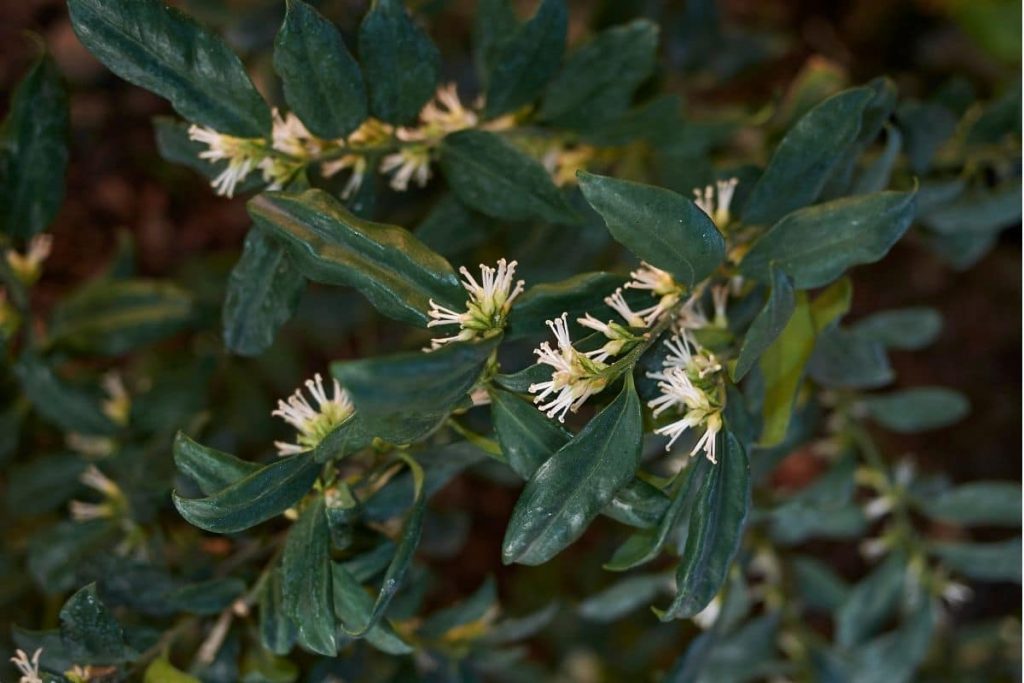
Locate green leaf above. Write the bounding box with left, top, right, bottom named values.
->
left=846, top=597, right=936, bottom=683
left=340, top=454, right=426, bottom=636
left=332, top=564, right=413, bottom=654
left=577, top=172, right=726, bottom=288
left=741, top=191, right=916, bottom=289
left=929, top=539, right=1022, bottom=583
left=67, top=0, right=270, bottom=137
left=49, top=279, right=193, bottom=356
left=732, top=268, right=795, bottom=381
left=419, top=578, right=497, bottom=638
left=658, top=432, right=750, bottom=620
left=259, top=569, right=297, bottom=656
left=538, top=19, right=658, bottom=130
left=282, top=495, right=336, bottom=656
left=578, top=573, right=671, bottom=622
left=144, top=657, right=201, bottom=683
left=917, top=482, right=1021, bottom=527
left=168, top=578, right=245, bottom=616
left=440, top=130, right=577, bottom=224
left=152, top=116, right=265, bottom=192
left=358, top=0, right=440, bottom=125
left=807, top=327, right=893, bottom=389
left=863, top=387, right=969, bottom=433
left=172, top=452, right=320, bottom=533
left=852, top=124, right=902, bottom=195
left=173, top=432, right=259, bottom=496
left=248, top=189, right=462, bottom=326
left=0, top=48, right=69, bottom=238
left=6, top=453, right=87, bottom=519
left=332, top=338, right=496, bottom=444
left=835, top=553, right=906, bottom=648
left=29, top=520, right=119, bottom=593
left=505, top=272, right=630, bottom=340
left=484, top=0, right=567, bottom=117
left=59, top=584, right=134, bottom=665
left=14, top=355, right=118, bottom=436
left=490, top=386, right=570, bottom=479
left=502, top=375, right=643, bottom=566
left=742, top=88, right=873, bottom=225
left=274, top=0, right=367, bottom=139
left=791, top=556, right=850, bottom=612
left=920, top=182, right=1022, bottom=236
left=603, top=479, right=672, bottom=530
left=222, top=227, right=306, bottom=356
left=851, top=307, right=942, bottom=350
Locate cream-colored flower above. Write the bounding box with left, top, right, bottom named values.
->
left=10, top=648, right=43, bottom=683
left=426, top=259, right=525, bottom=350
left=101, top=373, right=130, bottom=426
left=6, top=234, right=53, bottom=284
left=529, top=313, right=609, bottom=422
left=693, top=177, right=738, bottom=229
left=188, top=125, right=267, bottom=198
left=380, top=145, right=432, bottom=191
left=272, top=373, right=354, bottom=455
left=401, top=83, right=478, bottom=142
left=624, top=262, right=684, bottom=325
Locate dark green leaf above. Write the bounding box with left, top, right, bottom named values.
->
left=152, top=116, right=265, bottom=192
left=863, top=387, right=969, bottom=433
left=274, top=0, right=367, bottom=138
left=741, top=191, right=916, bottom=289
left=415, top=194, right=494, bottom=258
left=6, top=452, right=87, bottom=518
left=807, top=327, right=893, bottom=389
left=665, top=631, right=717, bottom=683
left=506, top=272, right=631, bottom=340
left=846, top=597, right=936, bottom=683
left=168, top=578, right=245, bottom=615
left=440, top=130, right=577, bottom=224
left=896, top=100, right=957, bottom=174
left=601, top=477, right=671, bottom=530
left=172, top=452, right=320, bottom=533
left=49, top=279, right=193, bottom=356
left=259, top=569, right=297, bottom=656
left=502, top=375, right=643, bottom=565
left=0, top=49, right=68, bottom=238
left=578, top=573, right=671, bottom=622
left=59, top=584, right=134, bottom=665
left=358, top=0, right=439, bottom=125
left=173, top=431, right=259, bottom=496
left=929, top=539, right=1022, bottom=583
left=733, top=267, right=795, bottom=381
left=480, top=603, right=558, bottom=644
left=67, top=0, right=270, bottom=137
left=792, top=556, right=850, bottom=612
left=484, top=0, right=567, bottom=117
left=920, top=182, right=1022, bottom=236
left=918, top=482, right=1021, bottom=527
left=29, top=520, right=119, bottom=593
left=223, top=227, right=306, bottom=356
left=474, top=0, right=519, bottom=84
left=248, top=189, right=462, bottom=326
left=490, top=386, right=570, bottom=479
left=332, top=564, right=412, bottom=654
left=14, top=355, right=118, bottom=436
left=851, top=308, right=942, bottom=350
left=282, top=495, right=336, bottom=655
left=332, top=338, right=496, bottom=444
left=851, top=124, right=902, bottom=195
left=835, top=553, right=907, bottom=648
left=419, top=578, right=497, bottom=638
left=658, top=432, right=750, bottom=620
left=538, top=20, right=658, bottom=130
left=742, top=88, right=873, bottom=225
left=578, top=172, right=726, bottom=288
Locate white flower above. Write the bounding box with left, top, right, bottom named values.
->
left=859, top=536, right=889, bottom=560
left=624, top=262, right=683, bottom=325
left=661, top=332, right=722, bottom=379
left=400, top=83, right=478, bottom=142
left=577, top=314, right=636, bottom=362
left=268, top=109, right=324, bottom=158
left=10, top=648, right=43, bottom=683
left=426, top=259, right=524, bottom=349
left=604, top=288, right=648, bottom=328
left=6, top=234, right=53, bottom=284
left=864, top=494, right=894, bottom=520
left=941, top=580, right=973, bottom=606
left=70, top=465, right=123, bottom=522
left=321, top=154, right=367, bottom=198
left=711, top=283, right=729, bottom=327
left=692, top=596, right=721, bottom=630
left=272, top=373, right=354, bottom=455
left=101, top=372, right=130, bottom=426
left=693, top=177, right=738, bottom=229
left=380, top=145, right=432, bottom=191
left=528, top=313, right=609, bottom=422
left=188, top=125, right=266, bottom=198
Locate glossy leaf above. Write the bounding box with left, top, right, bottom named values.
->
left=578, top=573, right=671, bottom=622
left=484, top=0, right=567, bottom=117
left=358, top=0, right=440, bottom=125
left=168, top=578, right=245, bottom=615
left=505, top=272, right=631, bottom=340
left=807, top=327, right=894, bottom=389
left=274, top=0, right=367, bottom=139
left=851, top=307, right=942, bottom=350
left=332, top=338, right=496, bottom=444
left=259, top=569, right=297, bottom=656
left=0, top=49, right=69, bottom=238
left=863, top=387, right=969, bottom=433
left=248, top=189, right=462, bottom=326
left=172, top=452, right=320, bottom=533
left=742, top=88, right=873, bottom=225
left=835, top=552, right=906, bottom=648
left=578, top=172, right=725, bottom=289
left=173, top=432, right=259, bottom=496
left=502, top=375, right=643, bottom=565
left=332, top=564, right=412, bottom=654
left=929, top=539, right=1022, bottom=583
left=659, top=432, right=750, bottom=620
left=222, top=227, right=306, bottom=356
left=59, top=583, right=134, bottom=665
left=741, top=191, right=916, bottom=289
left=917, top=482, right=1022, bottom=527
left=14, top=355, right=118, bottom=436
left=67, top=0, right=270, bottom=137
left=440, top=130, right=578, bottom=225
left=282, top=495, right=336, bottom=655
left=152, top=116, right=265, bottom=193
left=732, top=268, right=795, bottom=381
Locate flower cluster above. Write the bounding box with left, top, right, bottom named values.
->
left=528, top=313, right=611, bottom=422
left=624, top=262, right=686, bottom=325
left=647, top=333, right=725, bottom=463
left=272, top=373, right=355, bottom=455
left=426, top=259, right=525, bottom=349
left=693, top=177, right=738, bottom=230
left=6, top=234, right=53, bottom=284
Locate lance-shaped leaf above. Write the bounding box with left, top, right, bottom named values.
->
left=341, top=454, right=426, bottom=636
left=282, top=495, right=335, bottom=655
left=732, top=268, right=795, bottom=381
left=358, top=0, right=439, bottom=125
left=863, top=387, right=969, bottom=433
left=0, top=48, right=69, bottom=239
left=845, top=597, right=936, bottom=683
left=49, top=279, right=193, bottom=356
left=578, top=573, right=672, bottom=622
left=172, top=452, right=320, bottom=533
left=538, top=19, right=658, bottom=130
left=222, top=227, right=306, bottom=356
left=578, top=172, right=726, bottom=289
left=807, top=327, right=893, bottom=389
left=173, top=431, right=259, bottom=496
left=14, top=355, right=118, bottom=436
left=658, top=432, right=750, bottom=621
left=259, top=569, right=297, bottom=656
left=333, top=338, right=497, bottom=444
left=740, top=191, right=916, bottom=289
left=928, top=539, right=1022, bottom=583
left=835, top=552, right=907, bottom=648
left=248, top=189, right=462, bottom=327
left=851, top=307, right=942, bottom=350
left=332, top=564, right=412, bottom=654
left=505, top=272, right=631, bottom=340
left=67, top=0, right=270, bottom=137
left=742, top=87, right=873, bottom=225
left=502, top=375, right=643, bottom=566
left=484, top=0, right=567, bottom=117
left=440, top=130, right=578, bottom=225
left=274, top=0, right=367, bottom=139
left=153, top=117, right=266, bottom=193
left=917, top=482, right=1022, bottom=527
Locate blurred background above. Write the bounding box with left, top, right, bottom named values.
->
left=1, top=0, right=1020, bottom=678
